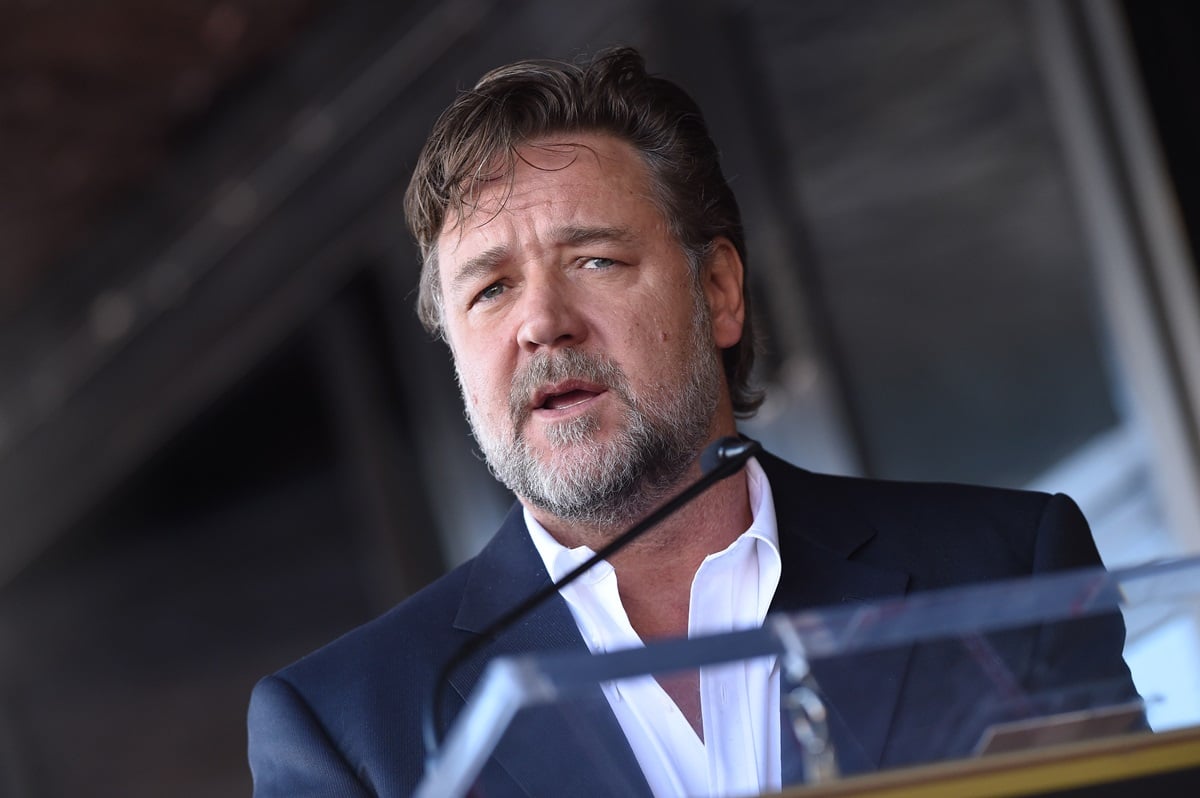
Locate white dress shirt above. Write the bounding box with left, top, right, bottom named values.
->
left=527, top=457, right=783, bottom=797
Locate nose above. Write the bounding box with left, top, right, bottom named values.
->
left=516, top=274, right=587, bottom=353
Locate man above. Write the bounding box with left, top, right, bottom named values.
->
left=247, top=48, right=1135, bottom=797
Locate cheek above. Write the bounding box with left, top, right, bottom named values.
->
left=459, top=369, right=491, bottom=405
left=624, top=305, right=688, bottom=357
left=623, top=292, right=671, bottom=339
left=456, top=356, right=510, bottom=417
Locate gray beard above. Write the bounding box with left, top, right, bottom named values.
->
left=461, top=311, right=721, bottom=532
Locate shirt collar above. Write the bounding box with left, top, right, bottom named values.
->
left=526, top=456, right=779, bottom=586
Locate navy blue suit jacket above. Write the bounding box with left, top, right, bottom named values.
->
left=247, top=452, right=1134, bottom=797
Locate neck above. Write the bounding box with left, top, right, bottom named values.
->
left=529, top=441, right=754, bottom=640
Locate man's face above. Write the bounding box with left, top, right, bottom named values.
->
left=436, top=133, right=734, bottom=531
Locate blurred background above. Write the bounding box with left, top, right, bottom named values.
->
left=1, top=0, right=1198, bottom=795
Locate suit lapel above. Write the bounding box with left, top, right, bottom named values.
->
left=448, top=505, right=652, bottom=797
left=444, top=452, right=918, bottom=791
left=761, top=453, right=913, bottom=776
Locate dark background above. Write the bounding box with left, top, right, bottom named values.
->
left=0, top=1, right=1196, bottom=795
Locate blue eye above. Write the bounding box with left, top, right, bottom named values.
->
left=582, top=257, right=616, bottom=269
left=477, top=283, right=505, bottom=302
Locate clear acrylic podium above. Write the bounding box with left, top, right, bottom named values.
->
left=416, top=556, right=1200, bottom=797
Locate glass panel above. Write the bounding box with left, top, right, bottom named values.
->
left=419, top=557, right=1200, bottom=797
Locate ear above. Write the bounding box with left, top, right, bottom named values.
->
left=703, top=237, right=746, bottom=349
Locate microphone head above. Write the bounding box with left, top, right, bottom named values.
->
left=700, top=436, right=761, bottom=474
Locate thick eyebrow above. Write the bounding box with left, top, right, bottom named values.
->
left=555, top=224, right=637, bottom=249
left=449, top=245, right=509, bottom=297
left=447, top=226, right=637, bottom=297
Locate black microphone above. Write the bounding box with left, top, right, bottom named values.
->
left=422, top=435, right=762, bottom=764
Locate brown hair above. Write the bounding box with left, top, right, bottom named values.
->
left=404, top=46, right=763, bottom=416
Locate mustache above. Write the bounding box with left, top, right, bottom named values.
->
left=509, top=349, right=629, bottom=428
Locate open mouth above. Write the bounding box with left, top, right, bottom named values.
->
left=541, top=389, right=598, bottom=410
left=532, top=381, right=606, bottom=413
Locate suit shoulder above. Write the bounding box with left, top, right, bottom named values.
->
left=812, top=469, right=1057, bottom=514
left=761, top=452, right=1090, bottom=581
left=840, top=476, right=1089, bottom=582
left=765, top=452, right=1057, bottom=518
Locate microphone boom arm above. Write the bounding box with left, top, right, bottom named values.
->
left=421, top=435, right=762, bottom=762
